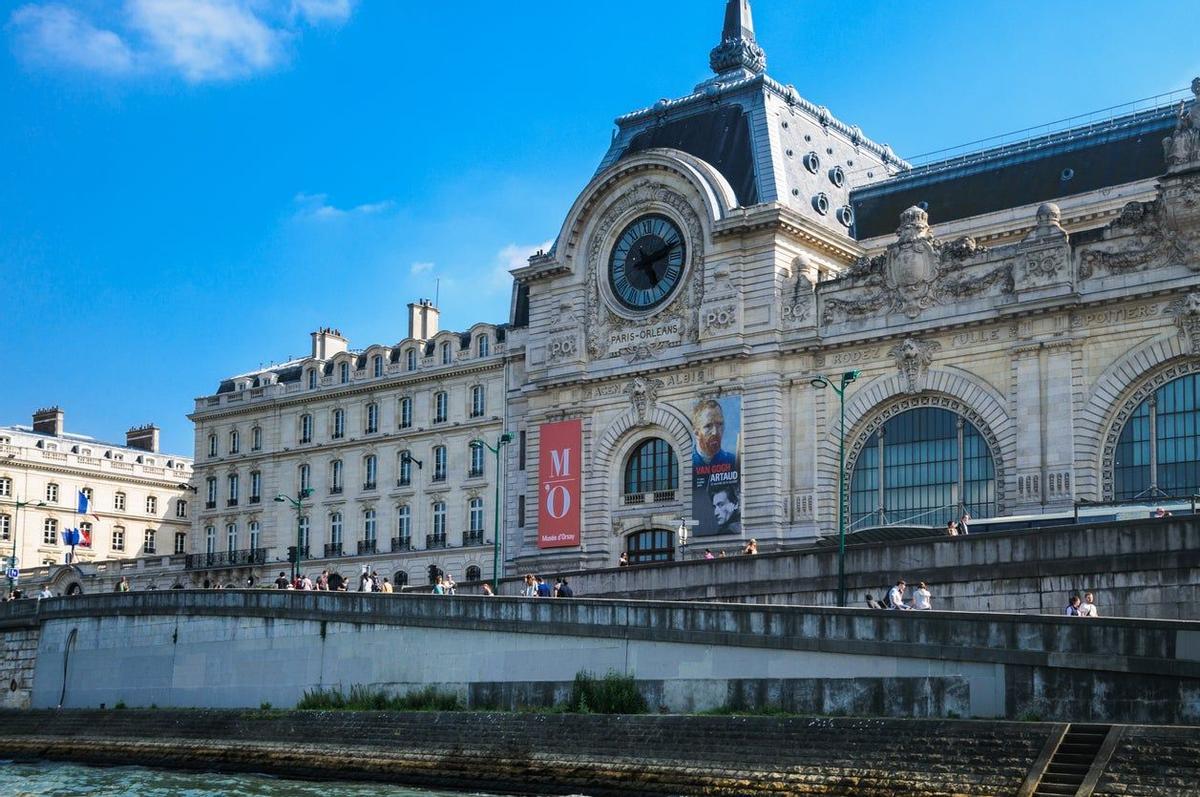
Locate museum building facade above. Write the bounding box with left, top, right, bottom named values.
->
left=190, top=1, right=1200, bottom=583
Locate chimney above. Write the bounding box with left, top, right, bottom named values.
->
left=310, top=327, right=349, bottom=360
left=126, top=424, right=160, bottom=453
left=32, top=406, right=64, bottom=437
left=407, top=298, right=440, bottom=340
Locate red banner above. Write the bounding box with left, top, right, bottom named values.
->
left=538, top=419, right=582, bottom=548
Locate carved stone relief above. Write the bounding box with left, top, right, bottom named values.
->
left=546, top=299, right=583, bottom=365
left=584, top=179, right=705, bottom=363
left=1016, top=203, right=1070, bottom=290
left=1163, top=78, right=1200, bottom=173
left=781, top=255, right=816, bottom=329
left=1169, top=292, right=1200, bottom=354
left=889, top=338, right=942, bottom=394
left=622, top=377, right=664, bottom=426
left=823, top=206, right=1009, bottom=323
left=700, top=264, right=740, bottom=338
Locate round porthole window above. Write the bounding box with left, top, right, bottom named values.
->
left=1061, top=168, right=1075, bottom=181
left=836, top=205, right=855, bottom=227
left=812, top=193, right=830, bottom=215
left=829, top=166, right=845, bottom=187
left=917, top=200, right=929, bottom=211
left=803, top=152, right=820, bottom=174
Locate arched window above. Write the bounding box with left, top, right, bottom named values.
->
left=372, top=355, right=384, bottom=378
left=468, top=497, right=484, bottom=531
left=399, top=397, right=413, bottom=429
left=470, top=385, right=485, bottom=417
left=406, top=349, right=417, bottom=371
left=365, top=402, right=379, bottom=433
left=626, top=529, right=674, bottom=563
left=849, top=407, right=996, bottom=528
left=477, top=335, right=490, bottom=357
left=469, top=442, right=485, bottom=476
left=339, top=362, right=350, bottom=384
left=441, top=341, right=452, bottom=365
left=465, top=565, right=482, bottom=582
left=623, top=438, right=679, bottom=495
left=394, top=570, right=409, bottom=588
left=228, top=429, right=240, bottom=454
left=1115, top=372, right=1200, bottom=499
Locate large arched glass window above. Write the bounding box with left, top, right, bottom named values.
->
left=1115, top=373, right=1200, bottom=499
left=626, top=529, right=674, bottom=563
left=849, top=407, right=996, bottom=528
left=623, top=438, right=678, bottom=495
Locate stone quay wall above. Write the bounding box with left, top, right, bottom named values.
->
left=2, top=590, right=1198, bottom=724
left=0, top=709, right=1058, bottom=796
left=501, top=516, right=1200, bottom=620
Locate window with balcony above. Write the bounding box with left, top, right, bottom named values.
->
left=399, top=397, right=412, bottom=429
left=144, top=528, right=157, bottom=554
left=250, top=471, right=261, bottom=503
left=46, top=482, right=59, bottom=503
left=429, top=501, right=446, bottom=548
left=360, top=509, right=377, bottom=554
left=394, top=505, right=411, bottom=550
left=146, top=495, right=158, bottom=514
left=365, top=402, right=379, bottom=434
left=397, top=451, right=412, bottom=486
left=227, top=474, right=239, bottom=506
left=331, top=460, right=343, bottom=494
left=327, top=512, right=344, bottom=557
left=622, top=438, right=679, bottom=503
left=470, top=385, right=485, bottom=418
left=363, top=455, right=377, bottom=490
left=115, top=491, right=126, bottom=511
left=332, top=409, right=345, bottom=439
left=205, top=525, right=215, bottom=555
left=477, top=334, right=490, bottom=357
left=251, top=426, right=262, bottom=451
left=299, top=464, right=311, bottom=493
left=113, top=526, right=125, bottom=552
left=300, top=414, right=313, bottom=444
left=434, top=391, right=448, bottom=423
left=469, top=443, right=484, bottom=477
left=433, top=446, right=447, bottom=482
left=298, top=516, right=310, bottom=552
left=249, top=520, right=260, bottom=550
left=175, top=531, right=187, bottom=555
left=205, top=479, right=216, bottom=509
left=175, top=499, right=188, bottom=518
left=226, top=523, right=237, bottom=554
left=468, top=497, right=484, bottom=532
left=208, top=434, right=218, bottom=457
left=373, top=355, right=384, bottom=378
left=229, top=429, right=240, bottom=454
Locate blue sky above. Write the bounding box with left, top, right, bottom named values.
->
left=2, top=0, right=1198, bottom=455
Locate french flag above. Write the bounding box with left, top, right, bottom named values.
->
left=77, top=489, right=100, bottom=521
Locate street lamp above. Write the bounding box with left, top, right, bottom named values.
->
left=7, top=497, right=47, bottom=594
left=274, top=488, right=313, bottom=582
left=469, top=432, right=513, bottom=593
left=811, top=369, right=861, bottom=607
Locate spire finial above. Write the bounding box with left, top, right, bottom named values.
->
left=709, top=0, right=766, bottom=77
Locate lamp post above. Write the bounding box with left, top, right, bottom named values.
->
left=811, top=370, right=860, bottom=607
left=274, top=488, right=313, bottom=582
left=470, top=432, right=512, bottom=593
left=8, top=497, right=46, bottom=594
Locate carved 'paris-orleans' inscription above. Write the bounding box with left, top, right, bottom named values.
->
left=607, top=319, right=682, bottom=349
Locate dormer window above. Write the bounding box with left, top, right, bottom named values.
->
left=477, top=334, right=490, bottom=357
left=339, top=362, right=350, bottom=384
left=441, top=342, right=451, bottom=365
left=406, top=349, right=417, bottom=371
left=307, top=369, right=318, bottom=389
left=373, top=355, right=384, bottom=378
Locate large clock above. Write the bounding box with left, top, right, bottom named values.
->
left=608, top=213, right=686, bottom=311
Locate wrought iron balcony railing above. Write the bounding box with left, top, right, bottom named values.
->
left=324, top=542, right=343, bottom=558
left=462, top=529, right=485, bottom=547
left=391, top=536, right=413, bottom=552
left=184, top=547, right=268, bottom=570
left=357, top=539, right=378, bottom=555
left=426, top=533, right=448, bottom=550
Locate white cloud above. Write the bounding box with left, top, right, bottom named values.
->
left=490, top=240, right=553, bottom=292
left=9, top=4, right=135, bottom=75
left=6, top=0, right=355, bottom=82
left=410, top=261, right=434, bottom=276
left=293, top=192, right=395, bottom=220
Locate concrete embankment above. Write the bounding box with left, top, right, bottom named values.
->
left=1, top=710, right=1198, bottom=796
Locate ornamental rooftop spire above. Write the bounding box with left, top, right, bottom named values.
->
left=709, top=0, right=766, bottom=78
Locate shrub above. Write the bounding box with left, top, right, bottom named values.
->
left=296, top=684, right=461, bottom=712
left=567, top=670, right=647, bottom=715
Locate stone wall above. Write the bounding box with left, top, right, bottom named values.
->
left=0, top=600, right=39, bottom=709
left=0, top=708, right=1055, bottom=796
left=5, top=590, right=1198, bottom=723
left=498, top=516, right=1200, bottom=620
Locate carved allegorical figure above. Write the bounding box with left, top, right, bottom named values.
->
left=1163, top=78, right=1200, bottom=172
left=1170, top=292, right=1200, bottom=354
left=623, top=376, right=664, bottom=426
left=889, top=338, right=942, bottom=394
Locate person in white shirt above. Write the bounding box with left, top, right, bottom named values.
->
left=1079, top=592, right=1099, bottom=617
left=37, top=586, right=53, bottom=600
left=887, top=580, right=911, bottom=610
left=912, top=582, right=932, bottom=610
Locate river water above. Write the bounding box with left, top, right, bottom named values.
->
left=5, top=759, right=520, bottom=796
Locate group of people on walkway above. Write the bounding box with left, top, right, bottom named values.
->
left=521, top=574, right=573, bottom=597
left=879, top=579, right=933, bottom=610
left=945, top=512, right=972, bottom=536
left=1064, top=592, right=1101, bottom=616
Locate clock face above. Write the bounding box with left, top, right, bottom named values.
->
left=608, top=214, right=686, bottom=311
